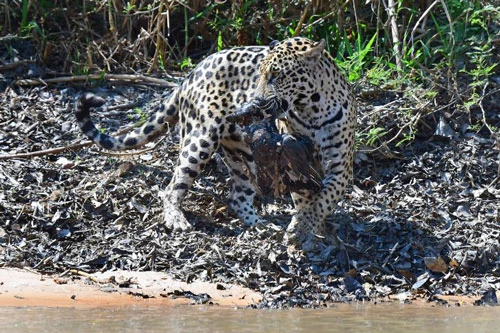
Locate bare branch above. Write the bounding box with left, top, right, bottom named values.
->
left=13, top=74, right=179, bottom=88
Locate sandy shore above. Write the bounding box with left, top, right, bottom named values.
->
left=1, top=268, right=491, bottom=309
left=0, top=268, right=262, bottom=308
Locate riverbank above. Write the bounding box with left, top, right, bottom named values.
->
left=0, top=268, right=261, bottom=308
left=2, top=268, right=492, bottom=309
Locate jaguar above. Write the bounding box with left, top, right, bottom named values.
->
left=75, top=37, right=356, bottom=246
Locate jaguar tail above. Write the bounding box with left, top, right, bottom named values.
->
left=74, top=92, right=179, bottom=151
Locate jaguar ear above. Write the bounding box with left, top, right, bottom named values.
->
left=269, top=40, right=279, bottom=50
left=303, top=39, right=325, bottom=66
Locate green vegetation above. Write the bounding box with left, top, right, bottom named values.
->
left=130, top=107, right=148, bottom=127
left=2, top=0, right=498, bottom=150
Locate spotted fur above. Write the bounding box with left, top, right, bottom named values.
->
left=254, top=38, right=356, bottom=244
left=75, top=37, right=355, bottom=245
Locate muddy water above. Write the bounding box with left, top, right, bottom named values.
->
left=1, top=304, right=499, bottom=333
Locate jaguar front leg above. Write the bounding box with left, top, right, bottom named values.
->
left=285, top=172, right=349, bottom=247
left=160, top=189, right=192, bottom=231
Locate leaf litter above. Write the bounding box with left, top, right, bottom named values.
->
left=1, top=59, right=500, bottom=310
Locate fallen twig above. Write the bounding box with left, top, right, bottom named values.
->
left=0, top=141, right=93, bottom=160
left=13, top=73, right=179, bottom=88
left=69, top=269, right=100, bottom=283
left=0, top=59, right=36, bottom=71
left=0, top=126, right=134, bottom=160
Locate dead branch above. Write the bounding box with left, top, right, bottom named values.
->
left=0, top=126, right=135, bottom=160
left=0, top=141, right=94, bottom=160
left=69, top=269, right=100, bottom=283
left=0, top=59, right=36, bottom=71
left=410, top=0, right=440, bottom=50
left=292, top=3, right=311, bottom=37
left=12, top=73, right=179, bottom=88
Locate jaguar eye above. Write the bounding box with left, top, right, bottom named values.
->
left=268, top=73, right=278, bottom=85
